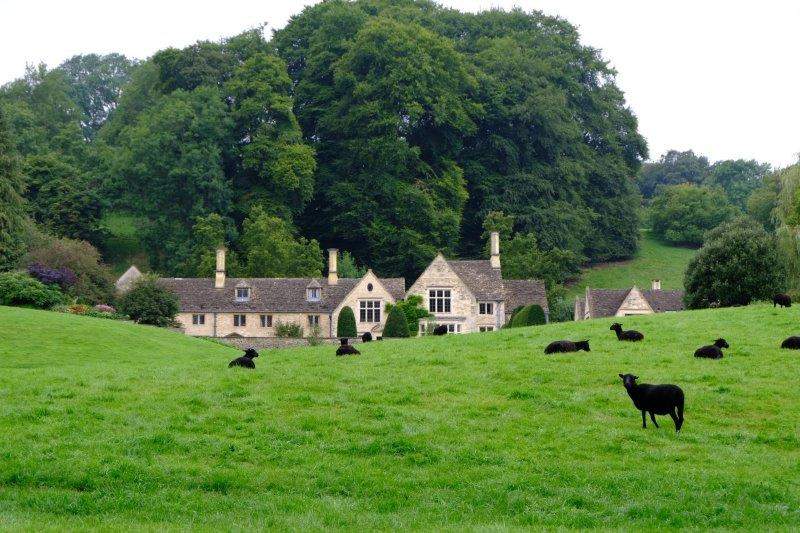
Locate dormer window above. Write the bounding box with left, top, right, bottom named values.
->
left=235, top=287, right=250, bottom=302
left=307, top=287, right=321, bottom=301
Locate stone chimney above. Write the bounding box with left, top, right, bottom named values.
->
left=215, top=248, right=226, bottom=289
left=490, top=231, right=501, bottom=269
left=328, top=248, right=338, bottom=285
left=652, top=279, right=661, bottom=291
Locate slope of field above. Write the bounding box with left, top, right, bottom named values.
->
left=1, top=304, right=799, bottom=530
left=568, top=231, right=696, bottom=297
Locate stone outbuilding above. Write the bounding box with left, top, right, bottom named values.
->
left=574, top=280, right=685, bottom=321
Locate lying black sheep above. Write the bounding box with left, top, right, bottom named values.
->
left=544, top=340, right=590, bottom=354
left=694, top=338, right=729, bottom=359
left=361, top=332, right=373, bottom=342
left=432, top=325, right=448, bottom=336
left=610, top=322, right=644, bottom=342
left=781, top=336, right=800, bottom=349
left=336, top=338, right=360, bottom=356
left=228, top=348, right=259, bottom=369
left=619, top=373, right=684, bottom=432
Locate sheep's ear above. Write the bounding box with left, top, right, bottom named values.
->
left=618, top=373, right=624, bottom=378
left=633, top=375, right=639, bottom=380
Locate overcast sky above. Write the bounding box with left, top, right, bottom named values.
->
left=2, top=1, right=797, bottom=168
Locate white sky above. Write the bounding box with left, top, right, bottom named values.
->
left=1, top=1, right=798, bottom=168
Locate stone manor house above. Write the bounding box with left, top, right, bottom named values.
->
left=117, top=232, right=548, bottom=339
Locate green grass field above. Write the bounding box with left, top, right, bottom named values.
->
left=568, top=232, right=696, bottom=297
left=1, top=304, right=800, bottom=530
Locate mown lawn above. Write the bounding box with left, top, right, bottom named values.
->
left=1, top=304, right=799, bottom=530
left=568, top=231, right=697, bottom=297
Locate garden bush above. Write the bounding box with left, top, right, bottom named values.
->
left=337, top=306, right=357, bottom=338
left=118, top=276, right=179, bottom=327
left=509, top=304, right=546, bottom=327
left=383, top=306, right=410, bottom=338
left=0, top=271, right=66, bottom=309
left=275, top=321, right=303, bottom=338
left=385, top=295, right=431, bottom=334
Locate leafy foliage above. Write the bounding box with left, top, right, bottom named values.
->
left=684, top=218, right=787, bottom=308
left=0, top=271, right=66, bottom=309
left=385, top=295, right=431, bottom=335
left=118, top=276, right=179, bottom=327
left=650, top=184, right=739, bottom=246
left=383, top=305, right=410, bottom=338
left=508, top=304, right=546, bottom=327
left=500, top=232, right=583, bottom=289
left=338, top=251, right=367, bottom=279
left=27, top=262, right=76, bottom=289
left=337, top=306, right=357, bottom=338
left=275, top=321, right=303, bottom=338
left=638, top=150, right=709, bottom=199
left=0, top=107, right=27, bottom=270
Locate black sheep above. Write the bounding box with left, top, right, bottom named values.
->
left=694, top=338, right=729, bottom=359
left=610, top=322, right=644, bottom=342
left=544, top=340, right=590, bottom=354
left=361, top=332, right=373, bottom=343
left=619, top=373, right=684, bottom=432
left=336, top=337, right=361, bottom=356
left=432, top=325, right=448, bottom=336
left=781, top=336, right=800, bottom=349
left=228, top=348, right=259, bottom=369
left=773, top=293, right=792, bottom=308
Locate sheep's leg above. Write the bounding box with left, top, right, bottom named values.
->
left=669, top=409, right=680, bottom=432
left=649, top=412, right=659, bottom=428
left=641, top=410, right=647, bottom=428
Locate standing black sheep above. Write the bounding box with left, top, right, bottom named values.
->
left=361, top=332, right=373, bottom=343
left=336, top=337, right=361, bottom=356
left=780, top=336, right=800, bottom=349
left=619, top=373, right=684, bottom=432
left=694, top=338, right=729, bottom=359
left=432, top=325, right=448, bottom=336
left=773, top=293, right=792, bottom=308
left=544, top=340, right=590, bottom=354
left=228, top=348, right=259, bottom=369
left=610, top=323, right=644, bottom=342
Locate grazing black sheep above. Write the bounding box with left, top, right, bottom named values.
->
left=773, top=293, right=792, bottom=308
left=694, top=338, right=729, bottom=359
left=361, top=332, right=373, bottom=343
left=228, top=348, right=259, bottom=369
left=619, top=373, right=684, bottom=432
left=336, top=337, right=361, bottom=356
left=610, top=322, right=644, bottom=342
left=544, top=340, right=590, bottom=354
left=781, top=336, right=800, bottom=349
left=432, top=325, right=448, bottom=336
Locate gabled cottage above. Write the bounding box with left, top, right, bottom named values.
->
left=574, top=280, right=685, bottom=321
left=406, top=232, right=548, bottom=333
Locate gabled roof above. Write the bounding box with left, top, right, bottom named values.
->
left=306, top=279, right=322, bottom=289
left=115, top=265, right=142, bottom=292
left=503, top=279, right=549, bottom=314
left=445, top=259, right=504, bottom=300
left=158, top=276, right=405, bottom=313
left=584, top=287, right=685, bottom=318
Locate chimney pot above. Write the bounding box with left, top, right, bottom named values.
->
left=490, top=231, right=500, bottom=269
left=652, top=279, right=661, bottom=291
left=328, top=248, right=339, bottom=285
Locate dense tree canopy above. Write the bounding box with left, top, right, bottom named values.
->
left=0, top=107, right=27, bottom=269
left=650, top=184, right=739, bottom=246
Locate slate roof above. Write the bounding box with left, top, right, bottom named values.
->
left=115, top=265, right=141, bottom=292
left=446, top=260, right=504, bottom=300
left=583, top=287, right=685, bottom=318
left=503, top=279, right=549, bottom=314
left=158, top=276, right=405, bottom=313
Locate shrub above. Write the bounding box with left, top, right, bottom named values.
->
left=275, top=321, right=303, bottom=338
left=650, top=184, right=739, bottom=246
left=684, top=217, right=787, bottom=308
left=94, top=304, right=116, bottom=314
left=68, top=304, right=89, bottom=315
left=118, top=276, right=179, bottom=327
left=509, top=304, right=546, bottom=327
left=0, top=272, right=66, bottom=309
left=337, top=306, right=357, bottom=338
left=27, top=262, right=77, bottom=289
left=24, top=235, right=115, bottom=305
left=307, top=325, right=323, bottom=346
left=385, top=295, right=431, bottom=334
left=383, top=306, right=410, bottom=338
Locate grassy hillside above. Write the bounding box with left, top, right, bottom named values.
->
left=568, top=231, right=696, bottom=296
left=2, top=305, right=800, bottom=529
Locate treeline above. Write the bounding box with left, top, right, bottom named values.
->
left=0, top=0, right=647, bottom=289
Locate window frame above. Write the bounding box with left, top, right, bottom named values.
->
left=307, top=287, right=321, bottom=302
left=479, top=325, right=494, bottom=332
left=192, top=314, right=205, bottom=325
left=428, top=289, right=452, bottom=314
left=478, top=302, right=494, bottom=315
left=308, top=314, right=320, bottom=327
left=235, top=287, right=251, bottom=302
left=233, top=314, right=247, bottom=327
left=359, top=300, right=382, bottom=323
left=260, top=314, right=273, bottom=328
